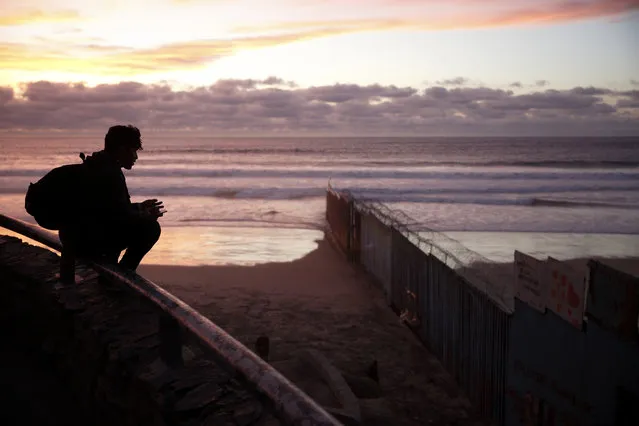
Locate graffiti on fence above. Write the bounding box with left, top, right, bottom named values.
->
left=506, top=270, right=639, bottom=426
left=507, top=386, right=586, bottom=426
left=546, top=257, right=586, bottom=329
left=512, top=359, right=593, bottom=414
left=506, top=297, right=592, bottom=426
left=514, top=251, right=546, bottom=312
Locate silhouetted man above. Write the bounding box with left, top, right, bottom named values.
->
left=59, top=125, right=164, bottom=272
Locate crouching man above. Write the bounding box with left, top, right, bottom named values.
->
left=59, top=125, right=164, bottom=273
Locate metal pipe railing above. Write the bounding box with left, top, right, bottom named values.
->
left=0, top=213, right=342, bottom=426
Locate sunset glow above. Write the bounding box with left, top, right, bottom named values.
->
left=0, top=0, right=637, bottom=134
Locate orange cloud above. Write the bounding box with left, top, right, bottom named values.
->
left=1, top=1, right=636, bottom=77
left=480, top=0, right=639, bottom=27
left=0, top=10, right=81, bottom=26
left=233, top=19, right=409, bottom=34
left=234, top=0, right=639, bottom=34
left=0, top=28, right=363, bottom=75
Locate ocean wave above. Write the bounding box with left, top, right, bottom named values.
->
left=526, top=198, right=639, bottom=208
left=177, top=217, right=324, bottom=230
left=130, top=157, right=639, bottom=169
left=15, top=150, right=637, bottom=169
left=1, top=182, right=638, bottom=209
left=349, top=194, right=639, bottom=209
left=1, top=166, right=638, bottom=182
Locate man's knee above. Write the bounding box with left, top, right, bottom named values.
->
left=138, top=218, right=161, bottom=245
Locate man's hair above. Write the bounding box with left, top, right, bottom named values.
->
left=104, top=125, right=143, bottom=152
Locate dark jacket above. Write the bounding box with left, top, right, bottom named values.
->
left=80, top=150, right=140, bottom=224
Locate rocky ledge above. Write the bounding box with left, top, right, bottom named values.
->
left=0, top=235, right=280, bottom=426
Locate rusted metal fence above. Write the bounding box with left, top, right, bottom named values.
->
left=423, top=256, right=510, bottom=423
left=325, top=187, right=511, bottom=425
left=0, top=213, right=342, bottom=426
left=390, top=227, right=425, bottom=322
left=359, top=210, right=392, bottom=303
left=325, top=186, right=352, bottom=259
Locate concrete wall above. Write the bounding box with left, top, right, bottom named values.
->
left=0, top=235, right=279, bottom=426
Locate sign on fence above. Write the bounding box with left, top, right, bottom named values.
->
left=546, top=257, right=586, bottom=329
left=514, top=251, right=545, bottom=312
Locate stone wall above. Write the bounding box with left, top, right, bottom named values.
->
left=0, top=235, right=279, bottom=426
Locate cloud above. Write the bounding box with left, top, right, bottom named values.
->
left=476, top=0, right=639, bottom=27
left=1, top=79, right=637, bottom=135
left=0, top=9, right=81, bottom=26
left=631, top=79, right=639, bottom=86
left=232, top=18, right=407, bottom=35
left=535, top=80, right=550, bottom=87
left=436, top=77, right=468, bottom=86
left=0, top=28, right=353, bottom=75
left=617, top=98, right=639, bottom=108
left=233, top=1, right=639, bottom=35
left=3, top=2, right=637, bottom=77
left=0, top=87, right=14, bottom=104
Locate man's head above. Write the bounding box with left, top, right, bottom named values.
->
left=104, top=124, right=143, bottom=170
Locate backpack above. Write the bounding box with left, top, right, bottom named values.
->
left=25, top=156, right=88, bottom=230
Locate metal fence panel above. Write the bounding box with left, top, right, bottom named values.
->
left=359, top=211, right=392, bottom=301
left=325, top=190, right=351, bottom=256
left=506, top=299, right=590, bottom=425
left=351, top=207, right=362, bottom=263
left=327, top=192, right=514, bottom=425
left=587, top=260, right=639, bottom=341
left=390, top=228, right=426, bottom=324
left=506, top=288, right=639, bottom=426
left=420, top=255, right=510, bottom=425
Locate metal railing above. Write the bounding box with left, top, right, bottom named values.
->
left=0, top=213, right=342, bottom=426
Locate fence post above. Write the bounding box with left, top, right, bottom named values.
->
left=60, top=247, right=75, bottom=284
left=346, top=199, right=352, bottom=261
left=159, top=313, right=183, bottom=368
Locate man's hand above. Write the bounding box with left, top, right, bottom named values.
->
left=140, top=199, right=166, bottom=219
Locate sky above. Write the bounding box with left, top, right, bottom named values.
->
left=0, top=0, right=638, bottom=135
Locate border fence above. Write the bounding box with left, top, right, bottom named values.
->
left=325, top=186, right=639, bottom=426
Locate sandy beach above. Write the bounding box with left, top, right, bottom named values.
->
left=3, top=224, right=637, bottom=424
left=139, top=238, right=487, bottom=426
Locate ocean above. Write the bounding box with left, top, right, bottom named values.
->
left=1, top=134, right=638, bottom=266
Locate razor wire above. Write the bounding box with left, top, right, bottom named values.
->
left=329, top=186, right=514, bottom=312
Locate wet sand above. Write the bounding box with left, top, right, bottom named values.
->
left=139, top=238, right=486, bottom=426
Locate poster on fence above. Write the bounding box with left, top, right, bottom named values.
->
left=514, top=250, right=546, bottom=311
left=546, top=257, right=586, bottom=329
